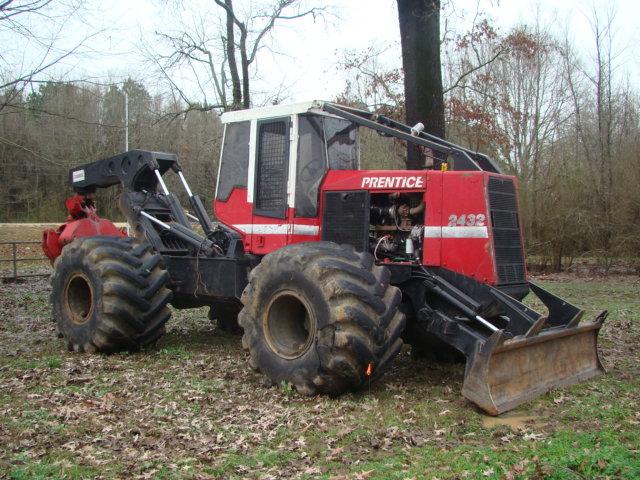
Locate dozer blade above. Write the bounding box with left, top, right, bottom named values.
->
left=462, top=312, right=607, bottom=416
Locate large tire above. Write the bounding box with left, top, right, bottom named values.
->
left=208, top=301, right=242, bottom=334
left=238, top=242, right=405, bottom=395
left=51, top=236, right=172, bottom=353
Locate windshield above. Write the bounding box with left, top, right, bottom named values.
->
left=323, top=117, right=359, bottom=170
left=295, top=114, right=359, bottom=217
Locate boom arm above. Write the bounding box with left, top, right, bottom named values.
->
left=69, top=150, right=177, bottom=193
left=321, top=103, right=502, bottom=173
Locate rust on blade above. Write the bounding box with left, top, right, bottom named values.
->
left=462, top=316, right=606, bottom=416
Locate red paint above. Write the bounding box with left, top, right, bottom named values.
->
left=45, top=168, right=527, bottom=288
left=440, top=172, right=494, bottom=282
left=214, top=169, right=527, bottom=287
left=41, top=194, right=125, bottom=262
left=423, top=172, right=442, bottom=266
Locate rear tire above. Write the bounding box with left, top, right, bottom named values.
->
left=239, top=242, right=405, bottom=395
left=51, top=236, right=172, bottom=353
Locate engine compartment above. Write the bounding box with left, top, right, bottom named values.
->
left=369, top=192, right=425, bottom=263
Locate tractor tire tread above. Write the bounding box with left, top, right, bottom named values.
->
left=239, top=241, right=404, bottom=396
left=50, top=236, right=171, bottom=353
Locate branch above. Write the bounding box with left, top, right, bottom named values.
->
left=247, top=2, right=325, bottom=65
left=0, top=134, right=64, bottom=166
left=153, top=30, right=227, bottom=108
left=444, top=47, right=505, bottom=94
left=148, top=52, right=224, bottom=120
left=1, top=4, right=100, bottom=92
left=0, top=45, right=78, bottom=90
left=213, top=0, right=245, bottom=32
left=2, top=103, right=122, bottom=128
left=0, top=1, right=54, bottom=21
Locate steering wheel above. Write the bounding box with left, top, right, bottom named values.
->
left=298, top=158, right=324, bottom=183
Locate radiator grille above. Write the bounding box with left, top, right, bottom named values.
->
left=488, top=177, right=526, bottom=284
left=321, top=191, right=369, bottom=252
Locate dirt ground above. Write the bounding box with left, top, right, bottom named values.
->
left=0, top=224, right=61, bottom=243
left=0, top=272, right=638, bottom=479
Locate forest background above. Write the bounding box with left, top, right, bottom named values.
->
left=1, top=0, right=638, bottom=272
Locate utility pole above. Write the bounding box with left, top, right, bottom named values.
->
left=124, top=92, right=129, bottom=151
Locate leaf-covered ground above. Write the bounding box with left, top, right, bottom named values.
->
left=0, top=275, right=638, bottom=479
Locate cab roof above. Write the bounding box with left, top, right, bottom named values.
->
left=220, top=100, right=329, bottom=123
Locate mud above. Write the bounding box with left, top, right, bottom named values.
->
left=481, top=411, right=544, bottom=430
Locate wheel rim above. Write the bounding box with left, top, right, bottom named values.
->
left=263, top=290, right=316, bottom=359
left=64, top=272, right=94, bottom=326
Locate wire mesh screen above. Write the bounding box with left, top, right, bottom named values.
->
left=255, top=121, right=288, bottom=216
left=321, top=191, right=369, bottom=252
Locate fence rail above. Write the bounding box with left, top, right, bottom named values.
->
left=0, top=240, right=50, bottom=281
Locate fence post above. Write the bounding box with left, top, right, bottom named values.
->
left=12, top=242, right=17, bottom=279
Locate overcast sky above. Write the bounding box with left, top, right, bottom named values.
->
left=5, top=0, right=638, bottom=104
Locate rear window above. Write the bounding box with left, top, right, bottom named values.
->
left=254, top=119, right=289, bottom=218
left=216, top=121, right=250, bottom=201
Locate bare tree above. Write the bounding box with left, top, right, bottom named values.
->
left=0, top=0, right=96, bottom=111
left=562, top=7, right=621, bottom=263
left=148, top=0, right=326, bottom=114
left=335, top=45, right=404, bottom=114
left=337, top=2, right=504, bottom=169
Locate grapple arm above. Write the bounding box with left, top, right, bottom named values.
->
left=68, top=150, right=235, bottom=259
left=69, top=150, right=178, bottom=194
left=44, top=150, right=239, bottom=263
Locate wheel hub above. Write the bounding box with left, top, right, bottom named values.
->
left=263, top=290, right=316, bottom=359
left=64, top=272, right=94, bottom=326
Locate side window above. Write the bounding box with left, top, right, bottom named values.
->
left=295, top=115, right=326, bottom=217
left=324, top=117, right=358, bottom=170
left=254, top=119, right=289, bottom=218
left=216, top=121, right=250, bottom=201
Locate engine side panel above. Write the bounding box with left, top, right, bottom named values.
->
left=214, top=169, right=527, bottom=289
left=438, top=172, right=496, bottom=284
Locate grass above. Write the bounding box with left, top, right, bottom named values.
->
left=0, top=275, right=638, bottom=479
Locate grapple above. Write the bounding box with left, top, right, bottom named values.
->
left=420, top=276, right=607, bottom=415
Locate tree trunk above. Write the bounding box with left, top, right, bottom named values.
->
left=224, top=0, right=242, bottom=110
left=397, top=0, right=445, bottom=169
left=240, top=31, right=250, bottom=108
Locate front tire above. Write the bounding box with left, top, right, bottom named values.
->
left=239, top=242, right=405, bottom=395
left=51, top=236, right=172, bottom=353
